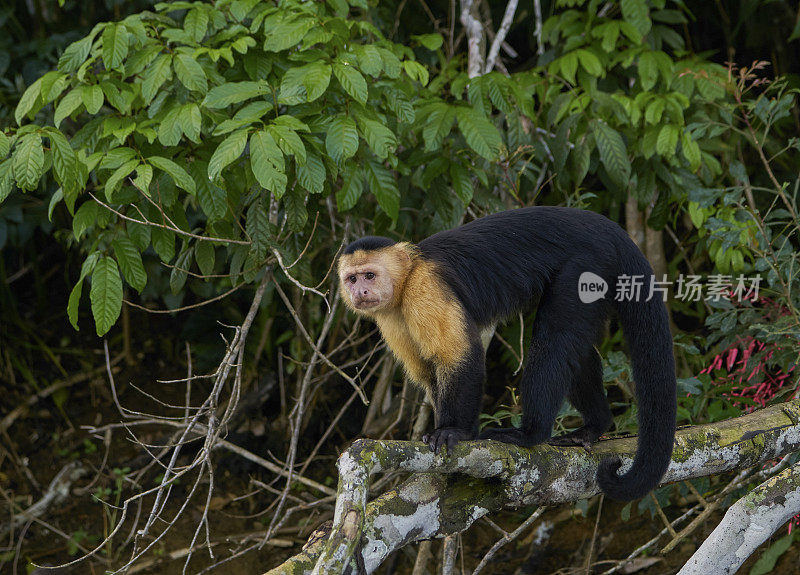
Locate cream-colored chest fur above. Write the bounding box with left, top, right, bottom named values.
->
left=375, top=260, right=469, bottom=387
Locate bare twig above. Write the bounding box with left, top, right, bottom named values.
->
left=533, top=0, right=544, bottom=56
left=473, top=507, right=546, bottom=575
left=460, top=0, right=484, bottom=78
left=484, top=0, right=518, bottom=74
left=88, top=192, right=250, bottom=245
left=273, top=281, right=368, bottom=404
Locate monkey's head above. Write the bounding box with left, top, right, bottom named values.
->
left=338, top=237, right=414, bottom=314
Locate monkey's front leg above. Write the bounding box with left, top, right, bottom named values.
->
left=422, top=340, right=485, bottom=454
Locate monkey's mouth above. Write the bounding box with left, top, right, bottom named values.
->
left=354, top=298, right=381, bottom=309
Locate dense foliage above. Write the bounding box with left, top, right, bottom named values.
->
left=2, top=0, right=800, bottom=572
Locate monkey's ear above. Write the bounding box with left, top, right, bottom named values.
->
left=395, top=242, right=415, bottom=261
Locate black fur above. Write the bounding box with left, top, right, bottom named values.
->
left=362, top=207, right=676, bottom=501
left=343, top=236, right=397, bottom=254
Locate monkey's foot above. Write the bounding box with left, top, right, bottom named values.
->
left=547, top=426, right=604, bottom=449
left=478, top=427, right=541, bottom=447
left=423, top=427, right=472, bottom=454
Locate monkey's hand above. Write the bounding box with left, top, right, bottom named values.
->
left=423, top=427, right=472, bottom=454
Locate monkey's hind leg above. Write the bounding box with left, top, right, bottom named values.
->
left=547, top=348, right=612, bottom=449
left=480, top=267, right=608, bottom=448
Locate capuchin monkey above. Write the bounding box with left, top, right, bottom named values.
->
left=338, top=207, right=676, bottom=501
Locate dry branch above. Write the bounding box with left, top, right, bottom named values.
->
left=264, top=399, right=800, bottom=574
left=678, top=460, right=800, bottom=574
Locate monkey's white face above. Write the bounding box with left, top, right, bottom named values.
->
left=340, top=265, right=394, bottom=311
left=338, top=249, right=405, bottom=314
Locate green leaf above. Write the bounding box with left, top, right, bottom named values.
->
left=644, top=98, right=665, bottom=124
left=278, top=65, right=307, bottom=105
left=151, top=226, right=175, bottom=262
left=73, top=201, right=98, bottom=240
left=354, top=45, right=382, bottom=77
left=208, top=129, right=248, bottom=180
left=184, top=7, right=209, bottom=42
left=597, top=21, right=621, bottom=52
left=456, top=107, right=503, bottom=161
left=283, top=185, right=307, bottom=232
left=67, top=252, right=101, bottom=330
left=0, top=132, right=8, bottom=158
left=621, top=0, right=651, bottom=38
left=402, top=60, right=429, bottom=86
left=422, top=103, right=456, bottom=151
left=133, top=163, right=152, bottom=193
left=246, top=197, right=270, bottom=260
left=48, top=188, right=64, bottom=221
left=68, top=279, right=84, bottom=330
left=366, top=160, right=399, bottom=221
left=358, top=118, right=397, bottom=159
left=13, top=133, right=44, bottom=191
left=268, top=124, right=306, bottom=164
left=559, top=52, right=578, bottom=84
left=411, top=33, right=444, bottom=51
left=197, top=179, right=227, bottom=222
left=325, top=115, right=359, bottom=163
left=592, top=120, right=631, bottom=186
left=82, top=84, right=104, bottom=114
left=179, top=103, right=202, bottom=143
left=250, top=130, right=287, bottom=197
left=170, top=247, right=192, bottom=294
left=450, top=163, right=473, bottom=206
left=102, top=23, right=129, bottom=71
left=112, top=236, right=147, bottom=292
left=333, top=60, right=368, bottom=104
left=195, top=240, right=215, bottom=276
left=638, top=51, right=658, bottom=91
left=16, top=77, right=43, bottom=125
left=681, top=132, right=701, bottom=171
left=377, top=47, right=401, bottom=78
left=105, top=158, right=139, bottom=201
left=54, top=88, right=84, bottom=128
left=272, top=114, right=310, bottom=133
left=749, top=532, right=794, bottom=575
left=47, top=128, right=79, bottom=195
left=90, top=256, right=123, bottom=336
left=263, top=14, right=314, bottom=52
left=0, top=160, right=14, bottom=205
left=127, top=219, right=151, bottom=251
left=174, top=53, right=208, bottom=93
left=158, top=105, right=183, bottom=147
left=576, top=49, right=603, bottom=77
left=656, top=124, right=679, bottom=157
left=790, top=13, right=800, bottom=42
left=336, top=165, right=363, bottom=211
left=141, top=54, right=172, bottom=106
left=59, top=34, right=94, bottom=73
left=641, top=126, right=660, bottom=158
left=297, top=151, right=326, bottom=194
left=149, top=156, right=197, bottom=195
left=40, top=72, right=67, bottom=104
left=203, top=81, right=267, bottom=108
left=301, top=62, right=332, bottom=102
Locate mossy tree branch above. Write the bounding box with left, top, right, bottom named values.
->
left=265, top=400, right=800, bottom=575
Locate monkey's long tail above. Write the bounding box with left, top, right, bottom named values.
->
left=598, top=258, right=677, bottom=501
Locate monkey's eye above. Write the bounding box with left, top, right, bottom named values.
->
left=364, top=272, right=375, bottom=280
left=348, top=275, right=357, bottom=283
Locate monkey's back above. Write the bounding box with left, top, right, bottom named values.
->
left=417, top=207, right=639, bottom=326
